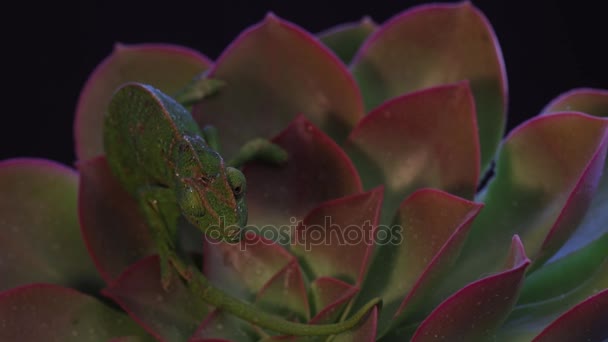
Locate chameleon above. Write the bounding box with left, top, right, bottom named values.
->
left=103, top=82, right=381, bottom=336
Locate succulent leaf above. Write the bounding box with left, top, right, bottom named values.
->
left=190, top=310, right=258, bottom=342
left=255, top=259, right=310, bottom=323
left=291, top=187, right=383, bottom=285
left=454, top=113, right=608, bottom=288
left=309, top=277, right=359, bottom=324
left=410, top=236, right=530, bottom=341
left=245, top=115, right=363, bottom=230
left=75, top=43, right=211, bottom=160
left=78, top=156, right=156, bottom=283
left=203, top=232, right=294, bottom=302
left=351, top=2, right=507, bottom=171
left=192, top=13, right=365, bottom=159
left=331, top=307, right=378, bottom=342
left=352, top=188, right=482, bottom=334
left=542, top=88, right=608, bottom=117
left=102, top=256, right=211, bottom=342
left=532, top=289, right=608, bottom=342
left=346, top=82, right=479, bottom=224
left=0, top=158, right=102, bottom=292
left=0, top=283, right=150, bottom=341
left=318, top=17, right=378, bottom=64
left=541, top=88, right=608, bottom=259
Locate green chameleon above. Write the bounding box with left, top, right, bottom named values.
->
left=103, top=82, right=381, bottom=336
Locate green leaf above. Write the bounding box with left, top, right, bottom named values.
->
left=454, top=113, right=608, bottom=287
left=542, top=88, right=608, bottom=117
left=532, top=289, right=608, bottom=342
left=542, top=88, right=608, bottom=259
left=0, top=158, right=102, bottom=292
left=0, top=283, right=150, bottom=341
left=309, top=277, right=358, bottom=324
left=318, top=17, right=377, bottom=64
left=103, top=256, right=211, bottom=342
left=75, top=43, right=212, bottom=160
left=245, top=115, right=363, bottom=230
left=332, top=307, right=377, bottom=342
left=78, top=156, right=156, bottom=283
left=345, top=82, right=479, bottom=224
left=291, top=188, right=383, bottom=285
left=352, top=189, right=482, bottom=334
left=410, top=236, right=530, bottom=342
left=190, top=309, right=258, bottom=342
left=351, top=2, right=507, bottom=171
left=192, top=13, right=365, bottom=159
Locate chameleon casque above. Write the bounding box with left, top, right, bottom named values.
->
left=104, top=82, right=380, bottom=336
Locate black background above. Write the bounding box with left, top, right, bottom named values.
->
left=3, top=0, right=607, bottom=166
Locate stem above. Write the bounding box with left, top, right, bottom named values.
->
left=186, top=267, right=381, bottom=336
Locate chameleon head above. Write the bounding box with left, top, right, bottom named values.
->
left=173, top=139, right=247, bottom=242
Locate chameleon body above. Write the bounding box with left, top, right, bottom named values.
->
left=104, top=82, right=380, bottom=336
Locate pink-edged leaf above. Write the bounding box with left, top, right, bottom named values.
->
left=332, top=307, right=378, bottom=342
left=411, top=236, right=530, bottom=342
left=542, top=88, right=608, bottom=117
left=309, top=277, right=359, bottom=324
left=203, top=232, right=294, bottom=302
left=291, top=187, right=383, bottom=285
left=0, top=158, right=101, bottom=291
left=345, top=82, right=479, bottom=224
left=245, top=115, right=363, bottom=230
left=75, top=43, right=211, bottom=160
left=108, top=337, right=149, bottom=342
left=255, top=260, right=309, bottom=323
left=318, top=17, right=378, bottom=64
left=351, top=2, right=506, bottom=170
left=352, top=189, right=482, bottom=333
left=541, top=88, right=608, bottom=260
left=103, top=256, right=210, bottom=342
left=192, top=13, right=364, bottom=159
left=498, top=235, right=608, bottom=340
left=454, top=113, right=608, bottom=287
left=532, top=289, right=608, bottom=342
left=190, top=309, right=258, bottom=342
left=78, top=156, right=155, bottom=283
left=0, top=283, right=150, bottom=341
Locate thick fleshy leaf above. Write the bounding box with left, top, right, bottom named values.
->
left=190, top=310, right=258, bottom=342
left=103, top=256, right=210, bottom=342
left=499, top=234, right=608, bottom=340
left=411, top=236, right=530, bottom=342
left=318, top=17, right=377, bottom=64
left=532, top=289, right=608, bottom=342
left=291, top=187, right=383, bottom=285
left=454, top=113, right=608, bottom=285
left=309, top=277, right=358, bottom=324
left=542, top=88, right=608, bottom=117
left=0, top=158, right=102, bottom=291
left=192, top=13, right=365, bottom=158
left=78, top=156, right=155, bottom=283
left=352, top=189, right=482, bottom=333
left=346, top=82, right=479, bottom=224
left=203, top=232, right=293, bottom=302
left=351, top=2, right=506, bottom=170
left=542, top=89, right=608, bottom=259
left=0, top=283, right=150, bottom=341
left=75, top=43, right=211, bottom=160
left=245, top=115, right=362, bottom=230
left=255, top=259, right=309, bottom=322
left=332, top=307, right=378, bottom=342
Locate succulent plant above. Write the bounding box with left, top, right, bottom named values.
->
left=1, top=2, right=607, bottom=341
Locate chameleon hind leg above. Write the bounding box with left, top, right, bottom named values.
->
left=137, top=186, right=194, bottom=289
left=201, top=125, right=288, bottom=169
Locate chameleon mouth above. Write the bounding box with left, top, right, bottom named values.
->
left=224, top=225, right=243, bottom=242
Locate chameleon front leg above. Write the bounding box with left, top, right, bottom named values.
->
left=136, top=185, right=194, bottom=289
left=228, top=138, right=288, bottom=168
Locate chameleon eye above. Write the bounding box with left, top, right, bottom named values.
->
left=226, top=167, right=246, bottom=199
